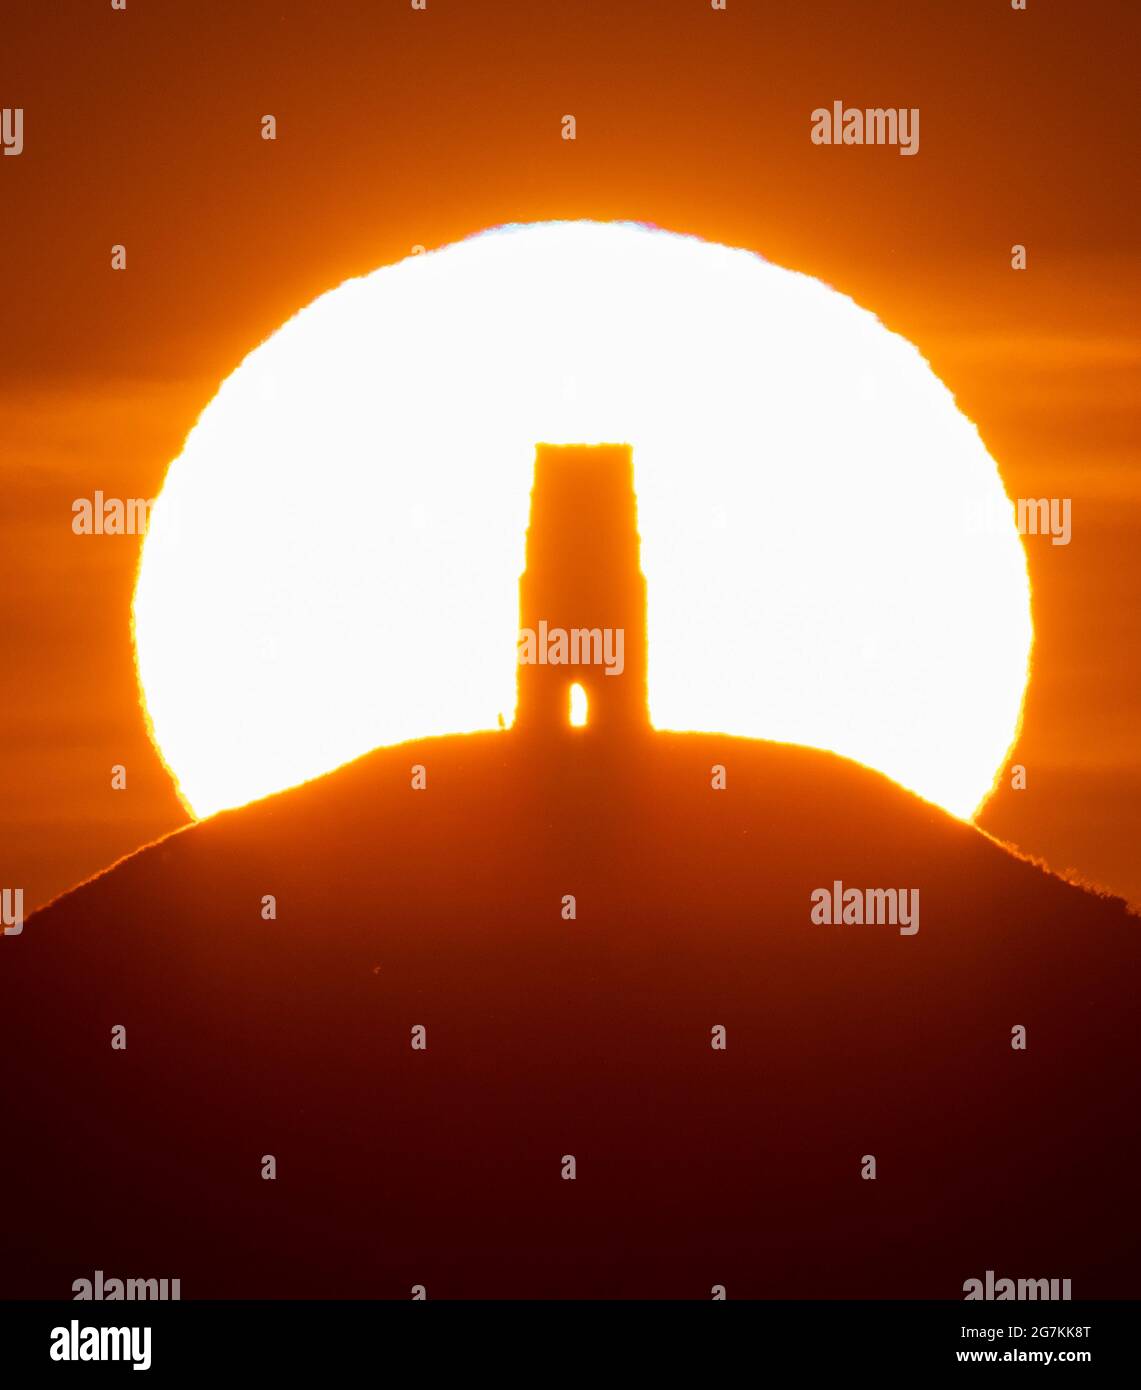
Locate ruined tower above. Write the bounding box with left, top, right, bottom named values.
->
left=515, top=443, right=648, bottom=733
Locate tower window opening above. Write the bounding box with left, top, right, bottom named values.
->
left=569, top=683, right=588, bottom=727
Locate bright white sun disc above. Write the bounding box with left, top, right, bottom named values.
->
left=134, top=220, right=1032, bottom=820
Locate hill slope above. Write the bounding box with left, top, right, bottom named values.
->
left=2, top=729, right=1138, bottom=1298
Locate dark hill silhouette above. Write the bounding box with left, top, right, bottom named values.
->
left=2, top=445, right=1138, bottom=1300
left=4, top=729, right=1139, bottom=1299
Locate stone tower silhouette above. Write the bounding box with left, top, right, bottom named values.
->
left=515, top=443, right=648, bottom=732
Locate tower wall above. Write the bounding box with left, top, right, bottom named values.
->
left=515, top=443, right=648, bottom=732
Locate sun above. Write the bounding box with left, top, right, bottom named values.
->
left=133, top=220, right=1032, bottom=820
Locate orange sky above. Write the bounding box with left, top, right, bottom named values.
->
left=2, top=0, right=1139, bottom=911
